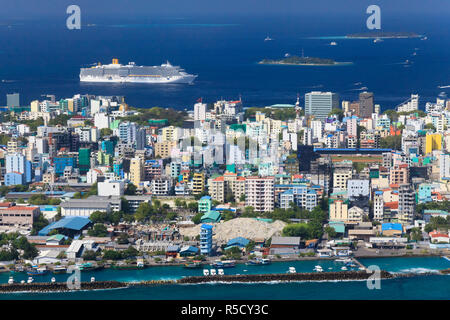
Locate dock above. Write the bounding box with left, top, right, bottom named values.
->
left=352, top=257, right=366, bottom=270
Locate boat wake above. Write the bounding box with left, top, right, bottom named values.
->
left=394, top=268, right=440, bottom=275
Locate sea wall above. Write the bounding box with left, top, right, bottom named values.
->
left=176, top=271, right=394, bottom=284
left=0, top=281, right=127, bottom=293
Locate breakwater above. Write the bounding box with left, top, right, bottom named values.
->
left=176, top=271, right=394, bottom=284
left=0, top=281, right=127, bottom=293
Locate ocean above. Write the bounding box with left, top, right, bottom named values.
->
left=0, top=256, right=449, bottom=300
left=0, top=14, right=448, bottom=110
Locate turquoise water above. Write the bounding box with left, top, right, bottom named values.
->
left=1, top=257, right=449, bottom=300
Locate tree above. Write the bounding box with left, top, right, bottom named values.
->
left=88, top=223, right=108, bottom=237
left=100, top=128, right=113, bottom=138
left=89, top=211, right=108, bottom=224
left=121, top=246, right=139, bottom=259
left=192, top=212, right=203, bottom=224
left=120, top=198, right=130, bottom=213
left=282, top=223, right=310, bottom=238
left=82, top=250, right=100, bottom=261
left=380, top=135, right=402, bottom=150
left=409, top=227, right=422, bottom=242
left=424, top=123, right=436, bottom=131
left=31, top=214, right=49, bottom=235
left=102, top=250, right=123, bottom=260
left=116, top=233, right=129, bottom=245
left=125, top=183, right=137, bottom=195
left=134, top=202, right=153, bottom=222
left=239, top=194, right=246, bottom=202
left=324, top=226, right=337, bottom=239
left=188, top=201, right=198, bottom=212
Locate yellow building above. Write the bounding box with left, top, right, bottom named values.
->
left=30, top=100, right=40, bottom=113
left=192, top=172, right=205, bottom=195
left=329, top=200, right=348, bottom=222
left=129, top=157, right=143, bottom=187
left=154, top=141, right=177, bottom=158
left=425, top=133, right=442, bottom=154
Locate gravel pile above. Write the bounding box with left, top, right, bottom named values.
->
left=179, top=218, right=286, bottom=243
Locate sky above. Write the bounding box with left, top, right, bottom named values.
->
left=0, top=0, right=448, bottom=20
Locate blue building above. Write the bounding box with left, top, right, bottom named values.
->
left=4, top=172, right=24, bottom=186
left=101, top=140, right=115, bottom=156
left=5, top=153, right=32, bottom=184
left=200, top=224, right=213, bottom=256
left=53, top=157, right=76, bottom=175
left=225, top=237, right=250, bottom=250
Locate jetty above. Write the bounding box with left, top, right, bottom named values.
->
left=0, top=281, right=127, bottom=293
left=175, top=270, right=394, bottom=284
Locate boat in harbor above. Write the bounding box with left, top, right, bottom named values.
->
left=76, top=262, right=104, bottom=272
left=264, top=36, right=273, bottom=41
left=211, top=260, right=236, bottom=268
left=373, top=38, right=383, bottom=43
left=8, top=276, right=14, bottom=284
left=27, top=266, right=48, bottom=276
left=203, top=269, right=209, bottom=276
left=52, top=266, right=67, bottom=274
left=246, top=258, right=271, bottom=266
left=330, top=41, right=337, bottom=46
left=184, top=261, right=203, bottom=269
left=288, top=267, right=297, bottom=274
left=313, top=265, right=323, bottom=272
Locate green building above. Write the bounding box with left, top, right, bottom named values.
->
left=198, top=196, right=212, bottom=213
left=200, top=210, right=221, bottom=223
left=78, top=148, right=91, bottom=174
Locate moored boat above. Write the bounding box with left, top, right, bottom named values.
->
left=211, top=260, right=235, bottom=268
left=184, top=261, right=203, bottom=269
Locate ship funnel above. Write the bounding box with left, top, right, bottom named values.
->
left=112, top=58, right=119, bottom=64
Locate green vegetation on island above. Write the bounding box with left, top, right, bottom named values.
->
left=346, top=32, right=421, bottom=39
left=259, top=56, right=343, bottom=66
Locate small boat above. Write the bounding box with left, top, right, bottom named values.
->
left=328, top=267, right=333, bottom=270
left=284, top=53, right=291, bottom=57
left=421, top=36, right=428, bottom=40
left=91, top=277, right=95, bottom=282
left=210, top=269, right=217, bottom=276
left=27, top=277, right=34, bottom=284
left=50, top=277, right=56, bottom=283
left=330, top=41, right=337, bottom=46
left=20, top=280, right=25, bottom=284
left=313, top=265, right=323, bottom=272
left=288, top=267, right=296, bottom=274
left=373, top=38, right=383, bottom=43
left=218, top=269, right=224, bottom=275
left=52, top=266, right=67, bottom=274
left=8, top=277, right=14, bottom=284
left=27, top=266, right=48, bottom=276
left=341, top=266, right=348, bottom=271
left=264, top=36, right=273, bottom=41
left=184, top=261, right=202, bottom=269
left=211, top=260, right=235, bottom=268
left=246, top=258, right=271, bottom=266
left=443, top=256, right=450, bottom=262
left=203, top=269, right=210, bottom=276
left=77, top=262, right=103, bottom=272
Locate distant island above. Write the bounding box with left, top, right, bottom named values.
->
left=259, top=56, right=350, bottom=66
left=346, top=32, right=421, bottom=39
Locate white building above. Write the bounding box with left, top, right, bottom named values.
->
left=97, top=180, right=125, bottom=197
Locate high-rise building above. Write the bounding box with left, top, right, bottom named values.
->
left=78, top=148, right=91, bottom=174
left=305, top=92, right=339, bottom=120
left=192, top=172, right=205, bottom=195
left=398, top=184, right=415, bottom=225
left=245, top=176, right=275, bottom=212
left=118, top=121, right=137, bottom=144
left=359, top=92, right=374, bottom=118
left=200, top=224, right=213, bottom=255
left=440, top=154, right=450, bottom=182
left=5, top=153, right=32, bottom=185
left=129, top=157, right=144, bottom=187
left=194, top=102, right=207, bottom=121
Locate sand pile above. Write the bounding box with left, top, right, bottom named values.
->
left=179, top=218, right=286, bottom=243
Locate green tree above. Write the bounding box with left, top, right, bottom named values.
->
left=88, top=223, right=108, bottom=237
left=89, top=211, right=108, bottom=224
left=134, top=202, right=153, bottom=222
left=125, top=183, right=137, bottom=195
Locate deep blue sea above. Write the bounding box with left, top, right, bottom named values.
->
left=0, top=256, right=449, bottom=300
left=0, top=13, right=448, bottom=110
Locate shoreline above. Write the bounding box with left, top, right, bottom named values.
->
left=258, top=61, right=353, bottom=66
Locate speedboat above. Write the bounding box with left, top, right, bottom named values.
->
left=203, top=269, right=210, bottom=276
left=373, top=38, right=383, bottom=43
left=313, top=265, right=323, bottom=272
left=8, top=276, right=14, bottom=284
left=218, top=269, right=224, bottom=275
left=91, top=277, right=96, bottom=282
left=210, top=269, right=217, bottom=276
left=288, top=267, right=296, bottom=274
left=27, top=277, right=34, bottom=283
left=50, top=277, right=56, bottom=283
left=184, top=261, right=202, bottom=269
left=264, top=36, right=273, bottom=41
left=330, top=41, right=337, bottom=46
left=341, top=266, right=348, bottom=271
left=246, top=258, right=271, bottom=266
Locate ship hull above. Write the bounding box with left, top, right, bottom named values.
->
left=80, top=75, right=197, bottom=84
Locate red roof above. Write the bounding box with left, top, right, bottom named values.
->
left=4, top=206, right=39, bottom=211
